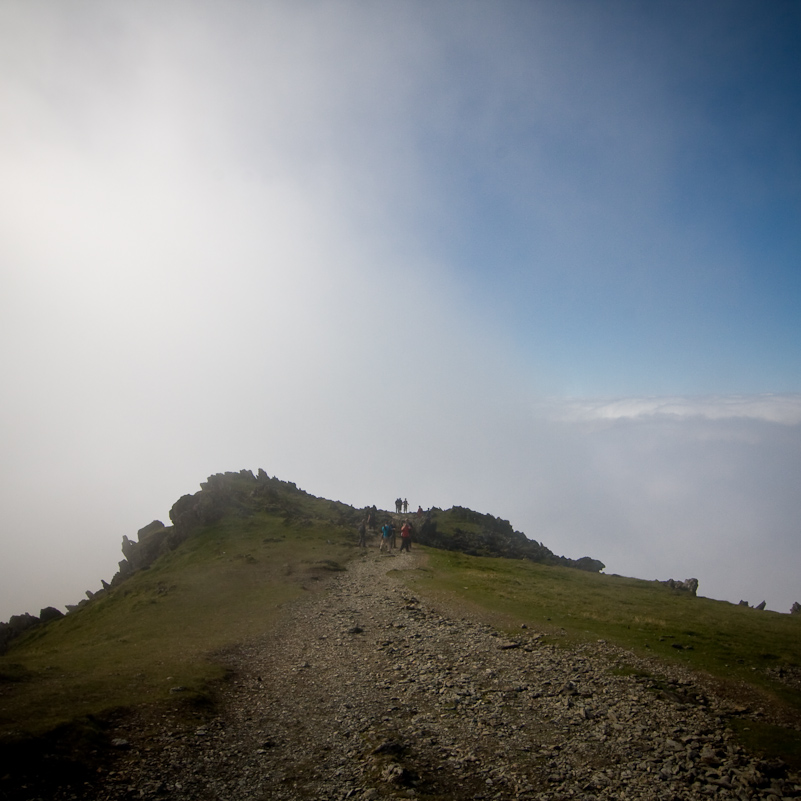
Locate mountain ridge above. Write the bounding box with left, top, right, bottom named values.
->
left=2, top=468, right=800, bottom=798
left=1, top=468, right=605, bottom=650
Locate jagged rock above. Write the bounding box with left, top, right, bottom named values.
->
left=138, top=520, right=166, bottom=538
left=38, top=606, right=64, bottom=624
left=664, top=578, right=699, bottom=595
left=169, top=493, right=199, bottom=527
left=739, top=600, right=749, bottom=606
left=121, top=520, right=188, bottom=574
left=415, top=506, right=605, bottom=571
left=754, top=600, right=766, bottom=611
left=0, top=612, right=40, bottom=654
left=573, top=556, right=606, bottom=572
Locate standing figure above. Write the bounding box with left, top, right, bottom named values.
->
left=358, top=519, right=367, bottom=548
left=400, top=520, right=412, bottom=552
left=380, top=521, right=393, bottom=552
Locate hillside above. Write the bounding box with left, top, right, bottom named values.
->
left=1, top=468, right=605, bottom=652
left=1, top=470, right=800, bottom=800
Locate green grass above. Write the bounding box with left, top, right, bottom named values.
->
left=401, top=548, right=801, bottom=736
left=400, top=547, right=801, bottom=765
left=0, top=511, right=356, bottom=738
left=729, top=718, right=801, bottom=769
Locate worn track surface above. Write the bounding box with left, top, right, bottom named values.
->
left=76, top=549, right=801, bottom=800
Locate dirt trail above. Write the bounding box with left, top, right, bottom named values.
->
left=96, top=548, right=798, bottom=801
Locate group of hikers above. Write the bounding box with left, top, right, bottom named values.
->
left=358, top=504, right=416, bottom=553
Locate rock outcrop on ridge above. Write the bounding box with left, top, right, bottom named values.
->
left=97, top=470, right=608, bottom=610
left=415, top=505, right=605, bottom=571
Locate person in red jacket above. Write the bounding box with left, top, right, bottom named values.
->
left=400, top=520, right=412, bottom=552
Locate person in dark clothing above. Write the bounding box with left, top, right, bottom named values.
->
left=380, top=521, right=394, bottom=552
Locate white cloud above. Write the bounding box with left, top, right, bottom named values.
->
left=542, top=394, right=801, bottom=425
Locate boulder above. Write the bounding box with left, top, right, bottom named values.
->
left=573, top=556, right=606, bottom=573
left=137, top=520, right=165, bottom=540
left=122, top=524, right=171, bottom=571
left=39, top=606, right=64, bottom=624
left=664, top=578, right=699, bottom=596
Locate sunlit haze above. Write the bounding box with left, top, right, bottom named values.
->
left=2, top=1, right=799, bottom=620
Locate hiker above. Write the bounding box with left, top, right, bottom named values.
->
left=380, top=521, right=394, bottom=552
left=416, top=505, right=423, bottom=518
left=402, top=498, right=408, bottom=513
left=400, top=520, right=412, bottom=552
left=367, top=508, right=376, bottom=531
left=395, top=498, right=402, bottom=514
left=358, top=519, right=367, bottom=548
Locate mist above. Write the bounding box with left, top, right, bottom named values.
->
left=1, top=1, right=799, bottom=620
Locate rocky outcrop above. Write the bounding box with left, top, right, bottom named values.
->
left=662, top=577, right=699, bottom=595
left=0, top=608, right=64, bottom=655
left=38, top=606, right=64, bottom=624
left=791, top=602, right=801, bottom=615
left=414, top=506, right=605, bottom=572
left=108, top=470, right=319, bottom=587
left=738, top=599, right=768, bottom=610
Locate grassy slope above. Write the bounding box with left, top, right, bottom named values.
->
left=400, top=547, right=801, bottom=766
left=0, top=510, right=355, bottom=739
left=404, top=549, right=801, bottom=683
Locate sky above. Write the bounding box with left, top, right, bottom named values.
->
left=1, top=0, right=800, bottom=621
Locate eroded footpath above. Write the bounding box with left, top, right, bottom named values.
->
left=97, top=549, right=800, bottom=801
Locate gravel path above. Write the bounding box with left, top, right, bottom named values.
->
left=96, top=548, right=800, bottom=801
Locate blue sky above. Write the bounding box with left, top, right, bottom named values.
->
left=1, top=0, right=799, bottom=619
left=408, top=1, right=801, bottom=396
